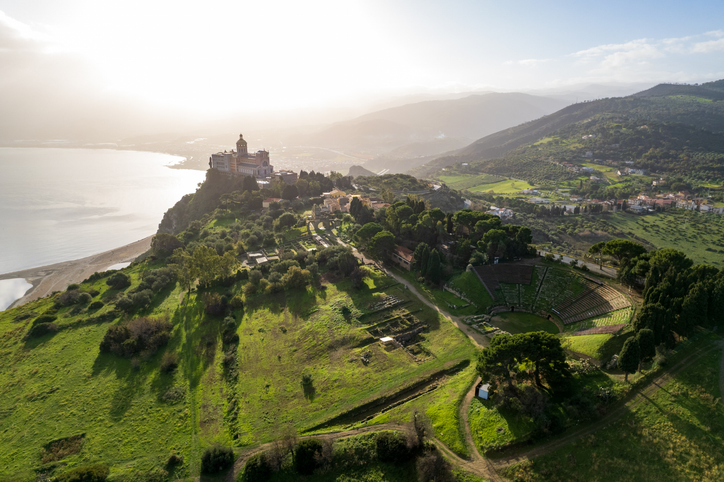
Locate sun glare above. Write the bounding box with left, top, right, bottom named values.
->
left=49, top=0, right=426, bottom=114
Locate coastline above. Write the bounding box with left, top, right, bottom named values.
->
left=0, top=235, right=154, bottom=310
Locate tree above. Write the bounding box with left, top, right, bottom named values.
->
left=601, top=239, right=647, bottom=269
left=276, top=212, right=297, bottom=230
left=368, top=230, right=396, bottom=261
left=617, top=337, right=640, bottom=382
left=355, top=222, right=384, bottom=246
left=281, top=266, right=312, bottom=290
left=281, top=184, right=298, bottom=200
left=294, top=439, right=322, bottom=475
left=477, top=331, right=569, bottom=395
left=588, top=241, right=607, bottom=269
left=151, top=233, right=183, bottom=258
left=637, top=328, right=656, bottom=362
left=425, top=249, right=442, bottom=284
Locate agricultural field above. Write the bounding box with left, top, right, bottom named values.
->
left=604, top=211, right=724, bottom=266
left=436, top=173, right=508, bottom=191
left=503, top=346, right=724, bottom=482
left=466, top=178, right=535, bottom=194
left=0, top=261, right=476, bottom=480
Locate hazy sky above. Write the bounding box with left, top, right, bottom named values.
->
left=1, top=0, right=723, bottom=119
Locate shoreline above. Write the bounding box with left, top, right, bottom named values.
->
left=0, top=235, right=154, bottom=310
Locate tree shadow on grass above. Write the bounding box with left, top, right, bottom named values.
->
left=598, top=331, right=634, bottom=361
left=302, top=380, right=316, bottom=402
left=91, top=352, right=146, bottom=421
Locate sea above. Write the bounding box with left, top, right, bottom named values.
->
left=0, top=147, right=206, bottom=276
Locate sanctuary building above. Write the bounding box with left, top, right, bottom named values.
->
left=209, top=134, right=273, bottom=178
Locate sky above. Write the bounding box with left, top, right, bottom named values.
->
left=1, top=0, right=723, bottom=138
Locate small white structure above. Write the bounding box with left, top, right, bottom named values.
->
left=477, top=384, right=491, bottom=400
left=380, top=336, right=394, bottom=345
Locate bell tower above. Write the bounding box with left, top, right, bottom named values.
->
left=236, top=134, right=248, bottom=157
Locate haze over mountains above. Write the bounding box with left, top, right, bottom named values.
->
left=410, top=79, right=724, bottom=178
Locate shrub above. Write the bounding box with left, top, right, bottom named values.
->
left=57, top=289, right=81, bottom=307
left=166, top=453, right=184, bottom=467
left=56, top=464, right=109, bottom=482
left=99, top=317, right=173, bottom=357
left=115, top=295, right=134, bottom=312
left=294, top=439, right=322, bottom=475
left=32, top=315, right=57, bottom=326
left=229, top=295, right=244, bottom=310
left=201, top=446, right=235, bottom=474
left=88, top=301, right=105, bottom=311
left=240, top=453, right=272, bottom=481
left=78, top=292, right=93, bottom=304
left=160, top=352, right=179, bottom=373
left=106, top=272, right=131, bottom=290
left=375, top=431, right=409, bottom=463
left=27, top=323, right=58, bottom=338
left=67, top=283, right=80, bottom=291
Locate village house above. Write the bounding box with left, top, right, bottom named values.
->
left=392, top=246, right=414, bottom=271
left=262, top=198, right=282, bottom=209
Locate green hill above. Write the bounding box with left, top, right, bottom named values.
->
left=412, top=80, right=724, bottom=180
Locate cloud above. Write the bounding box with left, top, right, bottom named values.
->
left=504, top=58, right=551, bottom=67
left=691, top=38, right=724, bottom=53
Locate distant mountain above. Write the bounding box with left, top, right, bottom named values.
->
left=411, top=80, right=724, bottom=178
left=347, top=165, right=377, bottom=178
left=300, top=93, right=569, bottom=159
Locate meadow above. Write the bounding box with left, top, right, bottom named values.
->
left=0, top=260, right=476, bottom=480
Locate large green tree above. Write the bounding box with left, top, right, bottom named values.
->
left=368, top=230, right=396, bottom=261
left=477, top=331, right=570, bottom=395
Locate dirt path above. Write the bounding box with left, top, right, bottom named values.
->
left=455, top=376, right=505, bottom=482
left=488, top=343, right=721, bottom=470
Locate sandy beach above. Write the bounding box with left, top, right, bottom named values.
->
left=0, top=235, right=154, bottom=310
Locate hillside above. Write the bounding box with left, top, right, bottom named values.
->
left=303, top=92, right=568, bottom=160
left=412, top=80, right=724, bottom=179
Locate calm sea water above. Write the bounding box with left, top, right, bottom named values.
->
left=0, top=147, right=205, bottom=274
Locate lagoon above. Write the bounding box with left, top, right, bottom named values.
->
left=0, top=147, right=205, bottom=275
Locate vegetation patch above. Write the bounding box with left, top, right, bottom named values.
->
left=40, top=434, right=85, bottom=464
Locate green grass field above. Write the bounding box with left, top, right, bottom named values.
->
left=490, top=312, right=559, bottom=335
left=561, top=334, right=612, bottom=359
left=437, top=174, right=507, bottom=191
left=448, top=271, right=495, bottom=309
left=467, top=179, right=535, bottom=194
left=0, top=263, right=476, bottom=480
left=503, top=346, right=724, bottom=481
left=604, top=211, right=724, bottom=266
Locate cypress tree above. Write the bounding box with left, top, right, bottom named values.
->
left=618, top=337, right=640, bottom=382
left=637, top=328, right=656, bottom=362
left=420, top=244, right=431, bottom=275
left=426, top=249, right=442, bottom=285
